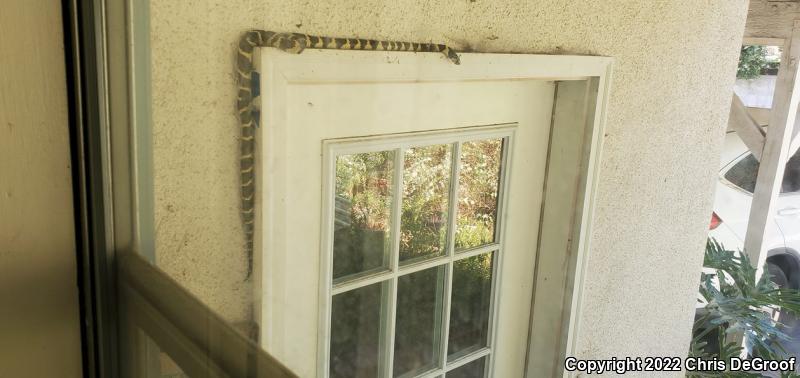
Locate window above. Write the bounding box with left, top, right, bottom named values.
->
left=322, top=130, right=510, bottom=378
left=784, top=153, right=800, bottom=193
left=723, top=151, right=800, bottom=194
left=724, top=154, right=759, bottom=193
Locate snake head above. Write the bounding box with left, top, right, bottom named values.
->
left=444, top=48, right=461, bottom=65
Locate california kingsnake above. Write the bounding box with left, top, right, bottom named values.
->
left=236, top=30, right=460, bottom=279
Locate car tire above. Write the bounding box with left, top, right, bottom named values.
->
left=767, top=262, right=792, bottom=326
left=767, top=262, right=789, bottom=289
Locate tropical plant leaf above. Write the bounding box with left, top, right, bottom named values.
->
left=690, top=238, right=800, bottom=365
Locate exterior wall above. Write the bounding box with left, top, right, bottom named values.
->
left=149, top=0, right=748, bottom=367
left=0, top=0, right=83, bottom=376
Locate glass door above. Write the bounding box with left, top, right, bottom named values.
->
left=65, top=1, right=610, bottom=376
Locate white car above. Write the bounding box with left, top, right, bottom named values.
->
left=709, top=131, right=800, bottom=290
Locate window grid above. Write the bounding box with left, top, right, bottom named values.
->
left=384, top=147, right=403, bottom=378
left=438, top=141, right=461, bottom=375
left=323, top=127, right=513, bottom=378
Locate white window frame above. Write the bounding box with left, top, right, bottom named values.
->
left=319, top=125, right=515, bottom=378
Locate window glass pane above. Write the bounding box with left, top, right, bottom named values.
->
left=394, top=266, right=446, bottom=377
left=400, top=144, right=453, bottom=264
left=783, top=152, right=800, bottom=193
left=330, top=282, right=388, bottom=378
left=455, top=139, right=503, bottom=250
left=448, top=253, right=493, bottom=359
left=159, top=351, right=189, bottom=378
left=446, top=357, right=486, bottom=378
left=334, top=151, right=395, bottom=282
left=724, top=154, right=758, bottom=193
left=723, top=151, right=800, bottom=194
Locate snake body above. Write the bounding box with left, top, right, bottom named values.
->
left=236, top=30, right=460, bottom=278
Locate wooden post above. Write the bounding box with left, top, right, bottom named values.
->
left=743, top=21, right=800, bottom=276
left=728, top=93, right=766, bottom=160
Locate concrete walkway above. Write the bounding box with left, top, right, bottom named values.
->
left=784, top=314, right=800, bottom=366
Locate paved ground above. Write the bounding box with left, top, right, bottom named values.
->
left=763, top=313, right=800, bottom=377
left=784, top=314, right=800, bottom=367
left=757, top=313, right=799, bottom=377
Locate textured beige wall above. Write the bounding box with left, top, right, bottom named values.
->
left=149, top=0, right=748, bottom=365
left=0, top=0, right=83, bottom=376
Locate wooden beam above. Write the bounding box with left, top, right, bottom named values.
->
left=729, top=93, right=766, bottom=160
left=743, top=37, right=786, bottom=47
left=744, top=106, right=771, bottom=127
left=745, top=0, right=800, bottom=40
left=743, top=22, right=800, bottom=276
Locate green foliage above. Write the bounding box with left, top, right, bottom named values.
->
left=688, top=239, right=800, bottom=377
left=737, top=46, right=768, bottom=80
left=454, top=252, right=493, bottom=282
left=399, top=145, right=452, bottom=260
left=454, top=140, right=502, bottom=250
left=335, top=140, right=502, bottom=271
left=686, top=328, right=762, bottom=378
left=336, top=151, right=394, bottom=231
left=453, top=218, right=494, bottom=252
left=332, top=140, right=504, bottom=289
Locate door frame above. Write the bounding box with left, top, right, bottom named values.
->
left=255, top=48, right=613, bottom=376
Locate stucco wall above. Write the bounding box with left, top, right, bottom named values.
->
left=0, top=0, right=83, bottom=376
left=149, top=0, right=748, bottom=368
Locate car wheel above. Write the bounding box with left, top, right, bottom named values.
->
left=766, top=262, right=792, bottom=325
left=767, top=262, right=789, bottom=289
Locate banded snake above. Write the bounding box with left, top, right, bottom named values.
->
left=236, top=30, right=460, bottom=278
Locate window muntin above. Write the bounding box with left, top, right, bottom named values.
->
left=446, top=357, right=488, bottom=378
left=723, top=150, right=800, bottom=195
left=323, top=129, right=511, bottom=378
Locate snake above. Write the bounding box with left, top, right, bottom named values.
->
left=236, top=30, right=460, bottom=279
